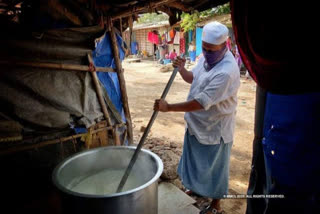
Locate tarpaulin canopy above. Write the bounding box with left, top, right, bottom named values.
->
left=0, top=25, right=125, bottom=135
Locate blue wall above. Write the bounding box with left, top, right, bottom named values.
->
left=196, top=27, right=203, bottom=56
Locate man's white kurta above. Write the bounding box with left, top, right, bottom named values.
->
left=184, top=51, right=240, bottom=145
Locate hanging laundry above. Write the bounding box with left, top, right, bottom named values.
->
left=153, top=34, right=159, bottom=44
left=148, top=32, right=153, bottom=43
left=173, top=31, right=180, bottom=44
left=148, top=31, right=159, bottom=44
left=169, top=29, right=175, bottom=40
left=180, top=38, right=186, bottom=54
left=161, top=34, right=166, bottom=44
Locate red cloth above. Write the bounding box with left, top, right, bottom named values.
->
left=180, top=38, right=185, bottom=54
left=148, top=32, right=159, bottom=44
left=148, top=32, right=153, bottom=43
left=230, top=0, right=311, bottom=93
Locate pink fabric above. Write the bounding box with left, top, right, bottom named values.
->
left=169, top=52, right=177, bottom=60
left=226, top=38, right=232, bottom=50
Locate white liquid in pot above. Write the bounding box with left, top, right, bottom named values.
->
left=67, top=169, right=142, bottom=195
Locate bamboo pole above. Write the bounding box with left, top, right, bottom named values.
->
left=0, top=136, right=23, bottom=143
left=0, top=133, right=85, bottom=155
left=0, top=60, right=115, bottom=73
left=108, top=21, right=133, bottom=145
left=0, top=123, right=126, bottom=155
left=87, top=53, right=120, bottom=145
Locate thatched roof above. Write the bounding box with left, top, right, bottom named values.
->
left=0, top=0, right=229, bottom=31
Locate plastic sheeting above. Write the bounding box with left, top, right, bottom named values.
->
left=0, top=68, right=103, bottom=130
left=131, top=42, right=138, bottom=55
left=0, top=27, right=125, bottom=134
left=92, top=32, right=125, bottom=122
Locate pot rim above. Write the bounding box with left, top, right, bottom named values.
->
left=52, top=146, right=163, bottom=198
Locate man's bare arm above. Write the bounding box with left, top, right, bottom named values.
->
left=154, top=99, right=203, bottom=112
left=173, top=57, right=193, bottom=84
left=178, top=67, right=193, bottom=84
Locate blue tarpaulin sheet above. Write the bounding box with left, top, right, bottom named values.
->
left=74, top=33, right=126, bottom=134
left=131, top=42, right=138, bottom=54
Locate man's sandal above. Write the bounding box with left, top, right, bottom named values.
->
left=184, top=189, right=193, bottom=195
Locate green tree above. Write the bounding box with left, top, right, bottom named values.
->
left=180, top=11, right=200, bottom=42
left=213, top=3, right=231, bottom=15
left=180, top=3, right=230, bottom=41
left=180, top=11, right=200, bottom=32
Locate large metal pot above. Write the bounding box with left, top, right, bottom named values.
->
left=52, top=146, right=163, bottom=214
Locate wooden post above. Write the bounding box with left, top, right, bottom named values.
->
left=119, top=17, right=128, bottom=57
left=108, top=20, right=133, bottom=145
left=87, top=53, right=119, bottom=145
left=128, top=15, right=133, bottom=55
left=119, top=17, right=123, bottom=37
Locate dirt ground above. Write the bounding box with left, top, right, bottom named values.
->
left=123, top=59, right=256, bottom=214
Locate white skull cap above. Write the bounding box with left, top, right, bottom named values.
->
left=202, top=21, right=229, bottom=45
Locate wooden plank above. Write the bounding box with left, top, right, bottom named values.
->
left=125, top=58, right=141, bottom=63
left=0, top=123, right=125, bottom=155
left=108, top=23, right=134, bottom=145
left=113, top=126, right=121, bottom=146
left=47, top=0, right=82, bottom=26
left=167, top=1, right=192, bottom=11
left=0, top=133, right=85, bottom=155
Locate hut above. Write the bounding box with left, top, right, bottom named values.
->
left=0, top=0, right=229, bottom=213
left=123, top=20, right=170, bottom=57
left=123, top=20, right=185, bottom=61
